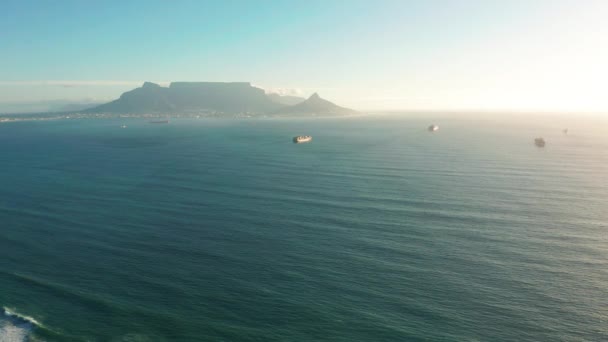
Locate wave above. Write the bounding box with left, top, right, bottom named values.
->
left=1, top=306, right=73, bottom=342
left=3, top=307, right=42, bottom=327
left=1, top=273, right=170, bottom=341
left=1, top=307, right=38, bottom=342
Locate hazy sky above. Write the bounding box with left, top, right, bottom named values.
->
left=1, top=0, right=607, bottom=112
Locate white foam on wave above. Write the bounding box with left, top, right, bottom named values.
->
left=3, top=307, right=41, bottom=326
left=0, top=307, right=38, bottom=342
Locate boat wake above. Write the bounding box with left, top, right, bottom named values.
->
left=1, top=307, right=39, bottom=342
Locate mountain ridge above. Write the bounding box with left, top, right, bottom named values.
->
left=86, top=82, right=356, bottom=116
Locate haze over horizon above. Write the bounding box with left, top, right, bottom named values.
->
left=1, top=0, right=607, bottom=113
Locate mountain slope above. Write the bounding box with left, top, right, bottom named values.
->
left=274, top=93, right=356, bottom=115
left=90, top=82, right=174, bottom=113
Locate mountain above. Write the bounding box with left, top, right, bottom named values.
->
left=86, top=82, right=356, bottom=116
left=87, top=82, right=282, bottom=114
left=266, top=93, right=305, bottom=106
left=273, top=93, right=357, bottom=116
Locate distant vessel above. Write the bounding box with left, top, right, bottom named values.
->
left=563, top=128, right=568, bottom=134
left=428, top=124, right=439, bottom=132
left=121, top=124, right=127, bottom=128
left=293, top=135, right=312, bottom=143
left=149, top=120, right=169, bottom=124
left=534, top=137, right=546, bottom=147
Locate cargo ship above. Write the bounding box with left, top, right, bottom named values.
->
left=293, top=135, right=312, bottom=143
left=149, top=120, right=169, bottom=124
left=534, top=137, right=546, bottom=147
left=428, top=124, right=439, bottom=132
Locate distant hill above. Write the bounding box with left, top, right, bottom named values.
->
left=266, top=93, right=305, bottom=106
left=56, top=102, right=103, bottom=112
left=273, top=93, right=357, bottom=116
left=0, top=100, right=102, bottom=114
left=86, top=82, right=356, bottom=116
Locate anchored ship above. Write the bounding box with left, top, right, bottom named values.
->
left=534, top=137, right=546, bottom=147
left=149, top=120, right=169, bottom=124
left=428, top=124, right=439, bottom=132
left=293, top=135, right=312, bottom=143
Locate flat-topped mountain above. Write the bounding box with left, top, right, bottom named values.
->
left=88, top=82, right=280, bottom=114
left=86, top=82, right=356, bottom=116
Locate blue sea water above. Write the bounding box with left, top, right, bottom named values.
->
left=0, top=114, right=607, bottom=341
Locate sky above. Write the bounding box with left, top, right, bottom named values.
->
left=1, top=0, right=607, bottom=113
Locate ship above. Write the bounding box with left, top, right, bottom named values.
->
left=428, top=124, right=439, bottom=132
left=293, top=135, right=312, bottom=143
left=149, top=120, right=169, bottom=124
left=534, top=137, right=546, bottom=147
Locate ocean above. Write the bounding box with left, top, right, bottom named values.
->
left=0, top=114, right=606, bottom=341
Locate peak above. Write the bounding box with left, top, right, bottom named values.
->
left=309, top=93, right=321, bottom=100
left=142, top=82, right=160, bottom=88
